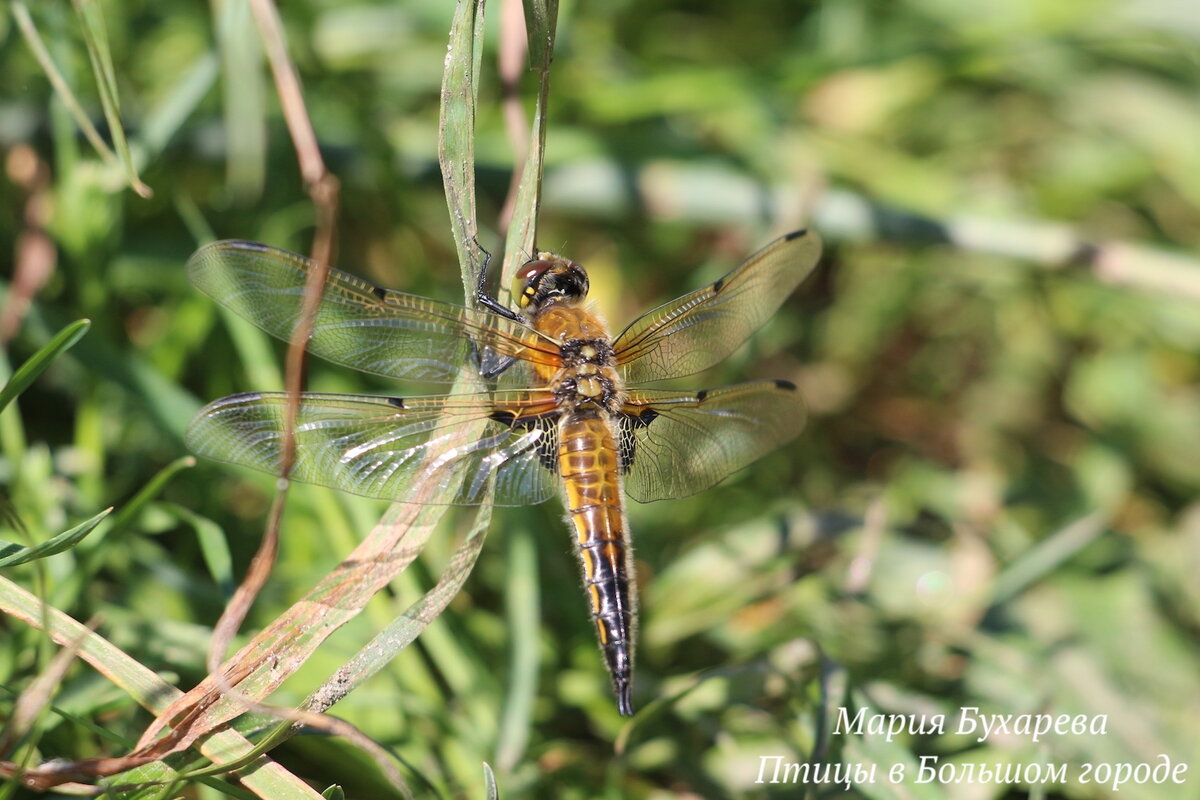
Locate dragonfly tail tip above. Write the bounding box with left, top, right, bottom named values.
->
left=616, top=681, right=635, bottom=717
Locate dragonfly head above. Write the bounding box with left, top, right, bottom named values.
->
left=512, top=253, right=589, bottom=314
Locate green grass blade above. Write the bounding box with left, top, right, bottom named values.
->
left=25, top=305, right=201, bottom=442
left=496, top=525, right=538, bottom=771
left=482, top=763, right=499, bottom=800
left=71, top=0, right=152, bottom=197
left=106, top=456, right=197, bottom=537
left=214, top=0, right=266, bottom=200
left=10, top=2, right=116, bottom=166
left=521, top=0, right=558, bottom=70
left=166, top=502, right=235, bottom=595
left=439, top=0, right=489, bottom=295
left=303, top=496, right=494, bottom=714
left=0, top=507, right=110, bottom=567
left=0, top=576, right=326, bottom=797
left=0, top=318, right=90, bottom=415
left=989, top=511, right=1109, bottom=606
left=139, top=52, right=220, bottom=163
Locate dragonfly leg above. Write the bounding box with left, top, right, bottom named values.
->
left=473, top=245, right=523, bottom=322
left=478, top=351, right=518, bottom=380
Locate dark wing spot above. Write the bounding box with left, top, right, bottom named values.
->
left=534, top=422, right=558, bottom=472
left=617, top=418, right=637, bottom=474
left=617, top=410, right=659, bottom=473
left=490, top=411, right=559, bottom=470
left=711, top=277, right=725, bottom=294
left=371, top=285, right=388, bottom=301
left=387, top=396, right=405, bottom=408
left=783, top=228, right=808, bottom=241
left=489, top=409, right=516, bottom=426
left=230, top=239, right=272, bottom=253
left=773, top=379, right=797, bottom=391
left=631, top=409, right=658, bottom=427
left=696, top=389, right=708, bottom=402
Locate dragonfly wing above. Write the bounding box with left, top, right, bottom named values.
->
left=618, top=380, right=805, bottom=503
left=613, top=230, right=821, bottom=384
left=186, top=390, right=561, bottom=507
left=187, top=240, right=559, bottom=385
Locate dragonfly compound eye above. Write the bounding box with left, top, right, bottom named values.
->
left=512, top=259, right=556, bottom=309
left=512, top=255, right=590, bottom=311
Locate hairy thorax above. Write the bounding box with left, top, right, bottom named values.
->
left=531, top=304, right=625, bottom=415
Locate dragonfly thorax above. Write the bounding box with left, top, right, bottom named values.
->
left=553, top=336, right=623, bottom=414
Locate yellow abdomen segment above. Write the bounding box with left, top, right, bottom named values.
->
left=558, top=412, right=636, bottom=715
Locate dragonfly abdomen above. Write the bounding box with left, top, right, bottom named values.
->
left=557, top=412, right=637, bottom=716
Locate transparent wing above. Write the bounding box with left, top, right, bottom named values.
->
left=613, top=230, right=821, bottom=384
left=187, top=240, right=560, bottom=384
left=186, top=390, right=562, bottom=507
left=617, top=380, right=805, bottom=502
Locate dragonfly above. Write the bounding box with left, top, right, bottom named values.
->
left=185, top=228, right=821, bottom=716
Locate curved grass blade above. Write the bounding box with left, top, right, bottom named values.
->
left=71, top=0, right=153, bottom=197
left=482, top=762, right=499, bottom=800
left=0, top=576, right=325, bottom=797
left=54, top=457, right=199, bottom=609
left=10, top=3, right=115, bottom=168
left=0, top=319, right=90, bottom=415
left=166, top=503, right=235, bottom=596
left=0, top=507, right=111, bottom=568
left=303, top=492, right=494, bottom=716
left=191, top=492, right=497, bottom=794
left=106, top=456, right=197, bottom=536
left=131, top=490, right=472, bottom=758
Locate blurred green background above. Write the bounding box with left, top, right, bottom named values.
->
left=2, top=0, right=1200, bottom=798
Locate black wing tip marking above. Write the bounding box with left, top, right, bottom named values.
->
left=192, top=239, right=311, bottom=266
left=371, top=284, right=388, bottom=301
left=228, top=238, right=272, bottom=251
left=201, top=391, right=264, bottom=408
left=774, top=379, right=798, bottom=391
left=386, top=396, right=405, bottom=408
left=188, top=239, right=297, bottom=276
left=711, top=228, right=814, bottom=293
left=696, top=388, right=708, bottom=401
left=201, top=238, right=274, bottom=254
